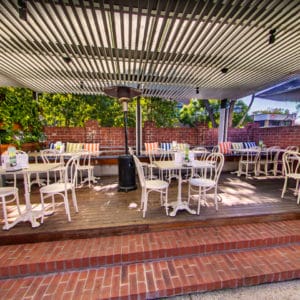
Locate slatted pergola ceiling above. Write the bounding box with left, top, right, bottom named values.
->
left=0, top=0, right=299, bottom=102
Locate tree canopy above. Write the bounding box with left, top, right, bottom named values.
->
left=1, top=87, right=254, bottom=132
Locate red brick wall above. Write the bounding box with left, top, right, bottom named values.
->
left=43, top=120, right=300, bottom=150
left=250, top=126, right=300, bottom=148
left=44, top=120, right=135, bottom=148
left=143, top=122, right=214, bottom=146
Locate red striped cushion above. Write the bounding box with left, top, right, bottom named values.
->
left=83, top=143, right=100, bottom=152
left=144, top=142, right=159, bottom=151
left=218, top=142, right=232, bottom=154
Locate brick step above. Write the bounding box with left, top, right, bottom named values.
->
left=0, top=220, right=299, bottom=279
left=1, top=243, right=300, bottom=299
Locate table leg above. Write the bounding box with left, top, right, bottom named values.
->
left=169, top=169, right=196, bottom=217
left=22, top=172, right=43, bottom=228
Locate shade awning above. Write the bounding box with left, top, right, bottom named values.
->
left=255, top=78, right=300, bottom=101
left=0, top=0, right=299, bottom=101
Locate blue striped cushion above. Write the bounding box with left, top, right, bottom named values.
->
left=243, top=142, right=256, bottom=148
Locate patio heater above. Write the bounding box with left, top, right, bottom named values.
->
left=103, top=86, right=141, bottom=191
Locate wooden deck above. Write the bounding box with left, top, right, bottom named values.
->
left=1, top=172, right=300, bottom=245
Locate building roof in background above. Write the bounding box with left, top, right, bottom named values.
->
left=253, top=113, right=297, bottom=121
left=0, top=0, right=299, bottom=102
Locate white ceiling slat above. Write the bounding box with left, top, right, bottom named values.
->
left=78, top=0, right=105, bottom=90
left=175, top=0, right=290, bottom=98
left=0, top=0, right=299, bottom=100
left=45, top=1, right=96, bottom=92
left=1, top=3, right=70, bottom=92
left=168, top=0, right=236, bottom=100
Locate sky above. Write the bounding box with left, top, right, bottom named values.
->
left=239, top=95, right=300, bottom=116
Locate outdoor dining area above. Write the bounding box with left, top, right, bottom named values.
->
left=1, top=1, right=300, bottom=298
left=0, top=139, right=299, bottom=245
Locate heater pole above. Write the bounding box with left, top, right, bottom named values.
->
left=124, top=110, right=128, bottom=155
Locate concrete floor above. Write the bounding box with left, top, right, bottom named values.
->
left=168, top=279, right=300, bottom=300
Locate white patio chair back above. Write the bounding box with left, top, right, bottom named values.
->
left=133, top=155, right=146, bottom=188
left=201, top=152, right=224, bottom=187
left=0, top=187, right=21, bottom=230
left=76, top=150, right=95, bottom=188
left=257, top=146, right=280, bottom=176
left=192, top=146, right=210, bottom=161
left=133, top=155, right=169, bottom=218
left=145, top=148, right=162, bottom=179
left=281, top=151, right=300, bottom=204
left=188, top=152, right=224, bottom=214
left=40, top=149, right=64, bottom=183
left=39, top=154, right=80, bottom=222
left=237, top=147, right=261, bottom=177
left=40, top=149, right=61, bottom=163
left=285, top=145, right=299, bottom=152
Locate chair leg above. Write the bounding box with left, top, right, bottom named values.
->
left=1, top=196, right=9, bottom=230
left=214, top=186, right=218, bottom=211
left=143, top=192, right=148, bottom=218
left=40, top=192, right=45, bottom=224
left=140, top=189, right=145, bottom=210
left=51, top=195, right=56, bottom=211
left=64, top=193, right=71, bottom=222
left=188, top=183, right=191, bottom=204
left=15, top=192, right=21, bottom=216
left=197, top=187, right=201, bottom=215
left=71, top=188, right=79, bottom=212
left=164, top=188, right=169, bottom=216
left=281, top=177, right=288, bottom=198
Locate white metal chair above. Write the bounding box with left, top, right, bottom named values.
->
left=237, top=147, right=261, bottom=177
left=281, top=151, right=300, bottom=204
left=274, top=146, right=299, bottom=176
left=285, top=145, right=299, bottom=152
left=191, top=147, right=211, bottom=177
left=256, top=146, right=280, bottom=176
left=39, top=155, right=80, bottom=222
left=40, top=149, right=64, bottom=183
left=76, top=150, right=95, bottom=188
left=188, top=152, right=224, bottom=214
left=193, top=147, right=210, bottom=161
left=133, top=155, right=169, bottom=218
left=0, top=187, right=21, bottom=230
left=146, top=148, right=162, bottom=179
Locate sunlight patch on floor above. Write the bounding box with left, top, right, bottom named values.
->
left=93, top=183, right=118, bottom=192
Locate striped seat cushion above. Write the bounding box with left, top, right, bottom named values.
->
left=218, top=142, right=232, bottom=154
left=83, top=143, right=100, bottom=152
left=243, top=142, right=257, bottom=149
left=66, top=142, right=84, bottom=153
left=160, top=142, right=172, bottom=150
left=232, top=142, right=244, bottom=150
left=144, top=142, right=159, bottom=152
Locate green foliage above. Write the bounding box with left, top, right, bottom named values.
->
left=0, top=87, right=43, bottom=146
left=232, top=100, right=253, bottom=127
left=38, top=93, right=93, bottom=127
left=179, top=99, right=220, bottom=128
left=141, top=97, right=179, bottom=127
left=0, top=87, right=254, bottom=134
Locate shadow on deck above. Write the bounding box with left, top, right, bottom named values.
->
left=1, top=173, right=300, bottom=245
